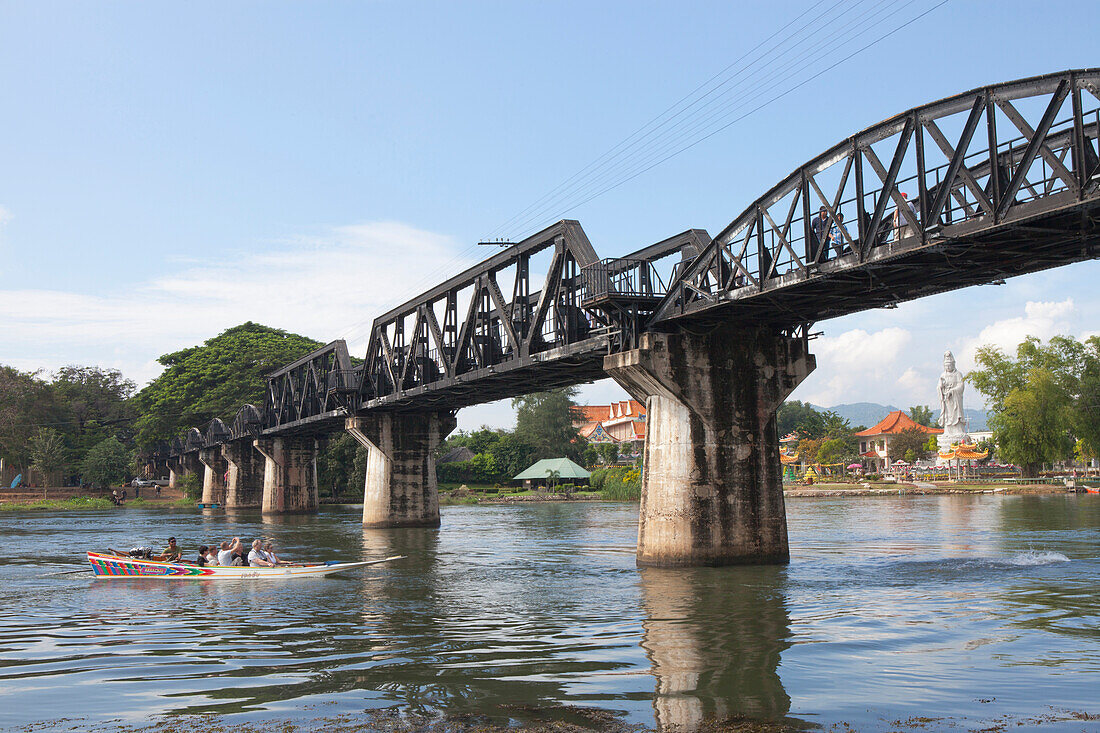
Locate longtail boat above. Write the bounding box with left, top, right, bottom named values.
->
left=87, top=550, right=404, bottom=579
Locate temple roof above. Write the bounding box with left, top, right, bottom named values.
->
left=855, top=410, right=944, bottom=437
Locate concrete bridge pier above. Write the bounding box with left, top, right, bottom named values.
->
left=346, top=411, right=457, bottom=528
left=604, top=325, right=815, bottom=567
left=221, top=440, right=265, bottom=508
left=198, top=447, right=227, bottom=505
left=254, top=437, right=319, bottom=514
left=168, top=454, right=202, bottom=490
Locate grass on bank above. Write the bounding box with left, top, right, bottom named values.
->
left=0, top=495, right=194, bottom=511
left=0, top=496, right=116, bottom=511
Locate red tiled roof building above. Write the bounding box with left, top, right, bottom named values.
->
left=572, top=401, right=646, bottom=458
left=855, top=410, right=942, bottom=472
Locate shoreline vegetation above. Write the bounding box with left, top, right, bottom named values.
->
left=0, top=481, right=1086, bottom=512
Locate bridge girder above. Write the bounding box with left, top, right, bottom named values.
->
left=649, top=68, right=1100, bottom=326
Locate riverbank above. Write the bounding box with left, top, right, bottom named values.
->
left=0, top=487, right=191, bottom=511
left=783, top=481, right=1082, bottom=497
left=453, top=481, right=1080, bottom=504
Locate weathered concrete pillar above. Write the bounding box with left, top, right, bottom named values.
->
left=604, top=325, right=815, bottom=567
left=221, top=440, right=265, bottom=508
left=254, top=437, right=319, bottom=514
left=168, top=454, right=201, bottom=490
left=198, top=447, right=227, bottom=505
left=346, top=411, right=457, bottom=528
left=167, top=458, right=182, bottom=490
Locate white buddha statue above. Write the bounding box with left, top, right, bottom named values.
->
left=937, top=351, right=967, bottom=455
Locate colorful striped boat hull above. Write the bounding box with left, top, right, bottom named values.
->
left=86, top=551, right=402, bottom=579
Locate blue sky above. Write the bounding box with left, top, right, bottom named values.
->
left=1, top=0, right=1098, bottom=430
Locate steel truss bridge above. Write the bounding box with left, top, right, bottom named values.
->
left=169, top=68, right=1100, bottom=458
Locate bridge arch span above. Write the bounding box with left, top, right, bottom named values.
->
left=652, top=68, right=1100, bottom=325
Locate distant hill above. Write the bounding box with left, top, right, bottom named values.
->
left=807, top=402, right=899, bottom=429
left=808, top=401, right=988, bottom=431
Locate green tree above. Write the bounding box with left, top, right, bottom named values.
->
left=1075, top=351, right=1100, bottom=456
left=50, top=366, right=136, bottom=456
left=29, top=428, right=68, bottom=482
left=819, top=410, right=851, bottom=438
left=909, top=405, right=933, bottom=426
left=81, top=436, right=132, bottom=489
left=969, top=335, right=1098, bottom=475
left=317, top=434, right=366, bottom=501
left=816, top=437, right=855, bottom=465
left=0, top=366, right=59, bottom=474
left=975, top=437, right=995, bottom=464
left=582, top=445, right=599, bottom=468
left=989, top=369, right=1073, bottom=476
left=777, top=401, right=825, bottom=439
left=469, top=452, right=500, bottom=483
left=488, top=433, right=538, bottom=479
left=132, top=322, right=322, bottom=450
left=888, top=427, right=932, bottom=463
left=597, top=442, right=620, bottom=466
left=514, top=387, right=583, bottom=461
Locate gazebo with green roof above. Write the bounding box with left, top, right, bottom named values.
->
left=513, top=458, right=591, bottom=486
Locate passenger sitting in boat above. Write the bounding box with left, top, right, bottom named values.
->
left=205, top=546, right=219, bottom=565
left=161, top=537, right=182, bottom=562
left=247, top=539, right=274, bottom=567
left=196, top=545, right=210, bottom=567
left=263, top=541, right=280, bottom=566
left=218, top=537, right=244, bottom=566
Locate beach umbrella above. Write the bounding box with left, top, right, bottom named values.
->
left=846, top=463, right=862, bottom=470
left=894, top=460, right=909, bottom=466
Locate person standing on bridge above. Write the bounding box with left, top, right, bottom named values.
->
left=893, top=193, right=919, bottom=241
left=809, top=206, right=830, bottom=261
left=829, top=212, right=851, bottom=255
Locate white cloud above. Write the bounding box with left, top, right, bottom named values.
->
left=799, top=327, right=912, bottom=407
left=0, top=221, right=474, bottom=386
left=0, top=205, right=11, bottom=227
left=956, top=298, right=1076, bottom=370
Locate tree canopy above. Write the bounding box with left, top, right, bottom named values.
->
left=970, top=335, right=1100, bottom=475
left=0, top=366, right=58, bottom=472
left=888, top=427, right=932, bottom=463
left=514, top=387, right=585, bottom=462
left=81, top=436, right=132, bottom=489
left=908, top=405, right=933, bottom=427
left=777, top=400, right=851, bottom=441
left=132, top=322, right=322, bottom=449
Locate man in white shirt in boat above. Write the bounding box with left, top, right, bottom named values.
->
left=248, top=539, right=275, bottom=567
left=218, top=537, right=243, bottom=566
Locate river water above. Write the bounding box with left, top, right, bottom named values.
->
left=0, top=495, right=1097, bottom=732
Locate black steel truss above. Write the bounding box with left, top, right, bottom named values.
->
left=168, top=69, right=1100, bottom=456
left=650, top=68, right=1100, bottom=326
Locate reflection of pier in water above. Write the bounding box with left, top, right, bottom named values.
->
left=640, top=566, right=792, bottom=730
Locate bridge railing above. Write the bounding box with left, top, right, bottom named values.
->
left=652, top=69, right=1100, bottom=324
left=325, top=369, right=361, bottom=394
left=580, top=258, right=669, bottom=303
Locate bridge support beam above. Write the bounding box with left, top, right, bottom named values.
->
left=168, top=454, right=202, bottom=491
left=604, top=325, right=815, bottom=567
left=346, top=412, right=456, bottom=528
left=254, top=437, right=319, bottom=514
left=198, top=448, right=227, bottom=505
left=221, top=440, right=265, bottom=508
